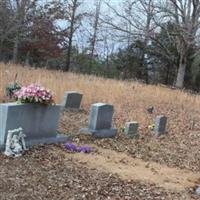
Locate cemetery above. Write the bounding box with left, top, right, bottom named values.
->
left=2, top=0, right=200, bottom=198
left=1, top=64, right=200, bottom=199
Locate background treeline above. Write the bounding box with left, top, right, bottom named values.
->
left=1, top=0, right=200, bottom=90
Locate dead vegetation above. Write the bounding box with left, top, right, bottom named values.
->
left=1, top=63, right=200, bottom=199
left=1, top=145, right=196, bottom=200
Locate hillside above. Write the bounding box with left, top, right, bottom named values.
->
left=0, top=63, right=200, bottom=199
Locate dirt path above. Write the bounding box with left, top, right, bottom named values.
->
left=55, top=146, right=200, bottom=192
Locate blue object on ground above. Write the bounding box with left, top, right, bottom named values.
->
left=78, top=146, right=92, bottom=153
left=64, top=142, right=92, bottom=153
left=64, top=143, right=77, bottom=151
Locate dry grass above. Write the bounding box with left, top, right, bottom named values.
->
left=1, top=63, right=200, bottom=106
left=1, top=62, right=200, bottom=128
left=1, top=63, right=200, bottom=199
left=2, top=63, right=199, bottom=171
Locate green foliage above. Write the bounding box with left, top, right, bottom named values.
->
left=188, top=52, right=200, bottom=90
left=6, top=82, right=21, bottom=99
left=148, top=22, right=179, bottom=85
left=109, top=40, right=147, bottom=81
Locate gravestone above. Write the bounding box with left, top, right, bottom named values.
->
left=80, top=103, right=117, bottom=138
left=154, top=115, right=167, bottom=134
left=124, top=121, right=139, bottom=138
left=0, top=103, right=68, bottom=150
left=63, top=91, right=82, bottom=110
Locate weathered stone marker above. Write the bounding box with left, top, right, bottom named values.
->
left=124, top=121, right=139, bottom=138
left=80, top=103, right=117, bottom=138
left=63, top=91, right=82, bottom=109
left=88, top=103, right=113, bottom=130
left=0, top=103, right=68, bottom=150
left=154, top=115, right=167, bottom=134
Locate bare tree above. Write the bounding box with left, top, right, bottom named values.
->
left=102, top=0, right=157, bottom=83
left=160, top=0, right=200, bottom=88
left=88, top=0, right=102, bottom=73
left=101, top=28, right=116, bottom=74
left=11, top=0, right=37, bottom=63
left=64, top=0, right=84, bottom=71
left=0, top=0, right=37, bottom=62
left=0, top=0, right=12, bottom=59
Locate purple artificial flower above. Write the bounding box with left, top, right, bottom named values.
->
left=78, top=145, right=92, bottom=153
left=64, top=143, right=77, bottom=151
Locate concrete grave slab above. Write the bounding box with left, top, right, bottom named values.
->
left=0, top=103, right=68, bottom=150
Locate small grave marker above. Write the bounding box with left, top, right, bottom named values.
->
left=124, top=121, right=139, bottom=138
left=154, top=115, right=167, bottom=134
left=63, top=91, right=82, bottom=110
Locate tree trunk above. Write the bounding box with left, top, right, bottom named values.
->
left=65, top=0, right=78, bottom=72
left=13, top=35, right=19, bottom=64
left=144, top=64, right=149, bottom=84
left=89, top=0, right=101, bottom=74
left=165, top=64, right=170, bottom=85
left=106, top=51, right=109, bottom=74
left=175, top=55, right=187, bottom=88
left=65, top=34, right=72, bottom=71
left=141, top=53, right=149, bottom=84
left=0, top=38, right=3, bottom=61
left=25, top=51, right=30, bottom=66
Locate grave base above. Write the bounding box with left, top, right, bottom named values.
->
left=0, top=133, right=68, bottom=150
left=153, top=131, right=168, bottom=135
left=80, top=128, right=117, bottom=138
left=25, top=133, right=68, bottom=147
left=126, top=134, right=139, bottom=139
left=61, top=107, right=81, bottom=112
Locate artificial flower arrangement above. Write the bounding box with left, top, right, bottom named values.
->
left=13, top=83, right=54, bottom=105
left=64, top=142, right=92, bottom=153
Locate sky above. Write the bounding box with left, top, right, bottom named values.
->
left=57, top=2, right=122, bottom=38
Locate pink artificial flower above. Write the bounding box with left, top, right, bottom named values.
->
left=14, top=83, right=54, bottom=104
